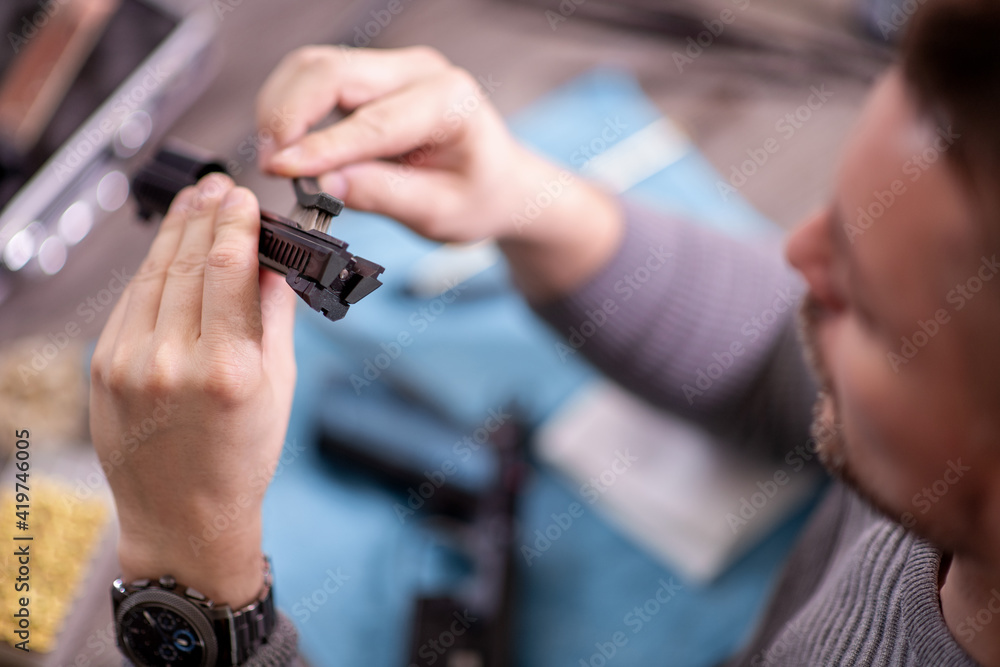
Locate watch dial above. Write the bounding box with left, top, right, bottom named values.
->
left=121, top=604, right=206, bottom=667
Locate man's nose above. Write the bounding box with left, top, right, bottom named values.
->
left=786, top=208, right=845, bottom=312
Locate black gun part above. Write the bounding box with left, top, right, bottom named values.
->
left=131, top=146, right=384, bottom=323
left=258, top=209, right=383, bottom=321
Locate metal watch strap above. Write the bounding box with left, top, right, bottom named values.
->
left=112, top=556, right=276, bottom=667
left=214, top=559, right=276, bottom=666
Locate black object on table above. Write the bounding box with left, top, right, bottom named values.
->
left=319, top=413, right=525, bottom=667
left=131, top=146, right=384, bottom=323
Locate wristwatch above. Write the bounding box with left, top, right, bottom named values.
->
left=111, top=557, right=276, bottom=667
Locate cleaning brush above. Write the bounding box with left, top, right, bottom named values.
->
left=289, top=176, right=344, bottom=234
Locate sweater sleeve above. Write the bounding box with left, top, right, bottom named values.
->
left=532, top=199, right=819, bottom=461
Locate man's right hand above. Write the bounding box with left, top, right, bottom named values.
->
left=256, top=45, right=623, bottom=302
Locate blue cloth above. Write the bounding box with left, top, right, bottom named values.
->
left=261, top=69, right=815, bottom=667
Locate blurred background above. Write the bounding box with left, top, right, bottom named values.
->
left=0, top=0, right=910, bottom=665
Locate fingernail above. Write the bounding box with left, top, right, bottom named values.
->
left=220, top=188, right=248, bottom=210
left=319, top=171, right=347, bottom=198
left=171, top=186, right=195, bottom=211
left=198, top=173, right=229, bottom=199
left=272, top=145, right=302, bottom=167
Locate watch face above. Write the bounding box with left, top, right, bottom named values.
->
left=120, top=603, right=207, bottom=667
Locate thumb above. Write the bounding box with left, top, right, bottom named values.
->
left=319, top=163, right=477, bottom=242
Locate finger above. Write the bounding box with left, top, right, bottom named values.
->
left=256, top=46, right=450, bottom=163
left=157, top=174, right=234, bottom=340
left=318, top=163, right=471, bottom=240
left=91, top=287, right=130, bottom=382
left=200, top=186, right=263, bottom=342
left=258, top=269, right=296, bottom=381
left=118, top=186, right=197, bottom=340
left=267, top=67, right=479, bottom=177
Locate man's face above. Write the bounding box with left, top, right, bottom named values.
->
left=786, top=70, right=1000, bottom=555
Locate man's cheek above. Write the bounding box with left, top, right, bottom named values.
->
left=838, top=364, right=919, bottom=508
left=837, top=345, right=897, bottom=461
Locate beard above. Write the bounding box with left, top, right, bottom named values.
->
left=798, top=294, right=848, bottom=473
left=798, top=295, right=903, bottom=524
left=798, top=297, right=972, bottom=550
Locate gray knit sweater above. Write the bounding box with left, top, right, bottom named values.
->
left=195, top=201, right=979, bottom=666
left=533, top=202, right=980, bottom=667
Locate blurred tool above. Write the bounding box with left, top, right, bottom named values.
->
left=0, top=0, right=120, bottom=159
left=319, top=414, right=524, bottom=667
left=131, top=146, right=385, bottom=323
left=0, top=0, right=215, bottom=293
